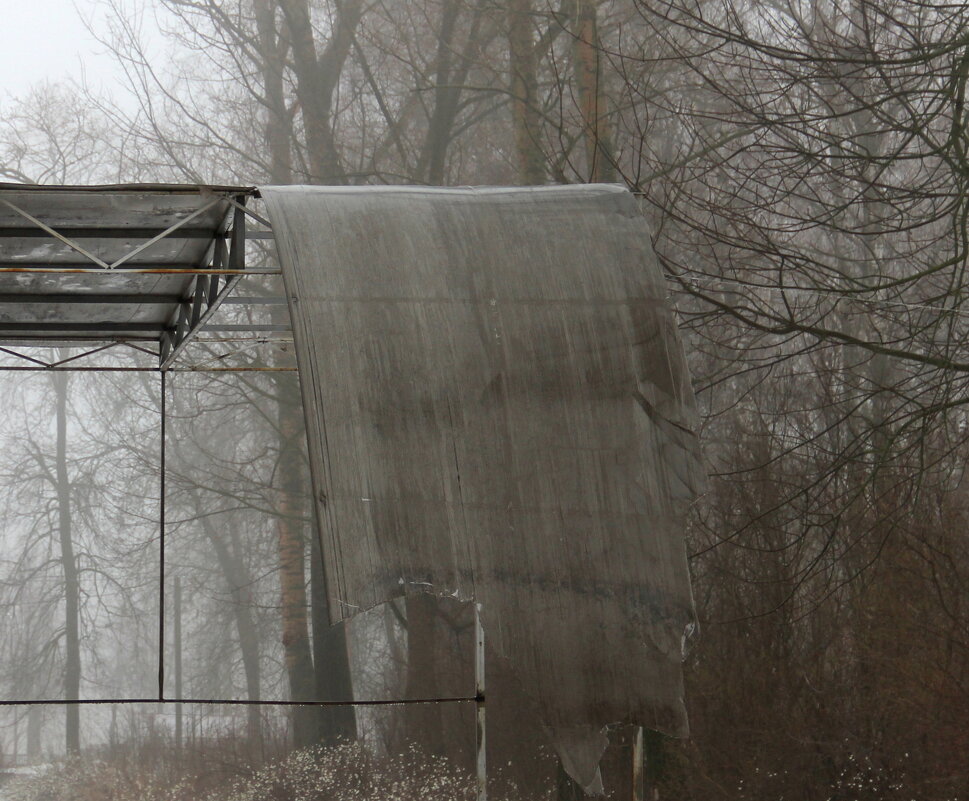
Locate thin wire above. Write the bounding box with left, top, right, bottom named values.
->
left=0, top=696, right=479, bottom=708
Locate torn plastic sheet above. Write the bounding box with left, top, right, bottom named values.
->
left=555, top=727, right=609, bottom=795
left=261, top=184, right=705, bottom=792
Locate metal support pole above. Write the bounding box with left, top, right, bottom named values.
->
left=475, top=603, right=487, bottom=801
left=174, top=576, right=183, bottom=749
left=158, top=371, right=166, bottom=701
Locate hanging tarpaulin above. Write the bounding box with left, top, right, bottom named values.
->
left=261, top=184, right=705, bottom=790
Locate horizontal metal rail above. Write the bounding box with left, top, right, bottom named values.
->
left=203, top=325, right=291, bottom=333
left=0, top=267, right=280, bottom=275
left=0, top=293, right=182, bottom=305
left=0, top=323, right=160, bottom=333
left=0, top=229, right=273, bottom=241
left=222, top=296, right=287, bottom=305
left=0, top=366, right=299, bottom=372
left=0, top=227, right=217, bottom=239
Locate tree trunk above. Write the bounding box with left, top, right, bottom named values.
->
left=420, top=0, right=463, bottom=185
left=196, top=505, right=264, bottom=746
left=255, top=0, right=294, bottom=185
left=508, top=0, right=545, bottom=184
left=26, top=707, right=41, bottom=762
left=310, top=523, right=356, bottom=743
left=271, top=309, right=357, bottom=748
left=53, top=372, right=80, bottom=755
left=274, top=369, right=317, bottom=748
left=574, top=0, right=616, bottom=182
left=255, top=4, right=357, bottom=746
left=256, top=1, right=315, bottom=748
left=277, top=0, right=364, bottom=183
left=416, top=0, right=491, bottom=184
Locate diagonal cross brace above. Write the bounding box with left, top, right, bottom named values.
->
left=0, top=197, right=111, bottom=269
left=0, top=195, right=227, bottom=270
left=109, top=198, right=224, bottom=269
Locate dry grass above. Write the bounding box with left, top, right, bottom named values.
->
left=1, top=742, right=547, bottom=801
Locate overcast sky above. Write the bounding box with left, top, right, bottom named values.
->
left=0, top=1, right=149, bottom=102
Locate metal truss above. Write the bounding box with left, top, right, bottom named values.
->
left=0, top=185, right=288, bottom=369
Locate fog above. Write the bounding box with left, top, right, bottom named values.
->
left=0, top=2, right=122, bottom=101
left=1, top=0, right=968, bottom=798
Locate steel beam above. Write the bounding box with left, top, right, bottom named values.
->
left=0, top=227, right=215, bottom=239
left=159, top=370, right=166, bottom=700
left=160, top=194, right=250, bottom=369
left=202, top=325, right=291, bottom=333
left=0, top=186, right=277, bottom=364
left=222, top=296, right=287, bottom=306
left=48, top=343, right=125, bottom=368
left=0, top=294, right=182, bottom=305
left=110, top=198, right=223, bottom=269
left=0, top=197, right=110, bottom=268
left=0, top=323, right=161, bottom=333
left=0, top=267, right=279, bottom=275
left=0, top=366, right=299, bottom=372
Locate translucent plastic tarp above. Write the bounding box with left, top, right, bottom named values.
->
left=262, top=184, right=705, bottom=790
left=163, top=367, right=475, bottom=708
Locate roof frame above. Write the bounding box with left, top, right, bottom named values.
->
left=0, top=184, right=277, bottom=366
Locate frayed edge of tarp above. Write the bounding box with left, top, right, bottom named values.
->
left=554, top=726, right=609, bottom=795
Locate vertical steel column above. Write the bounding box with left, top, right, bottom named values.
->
left=158, top=370, right=166, bottom=701
left=174, top=576, right=183, bottom=749
left=475, top=603, right=487, bottom=801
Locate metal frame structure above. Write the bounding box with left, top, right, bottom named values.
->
left=0, top=183, right=286, bottom=372
left=0, top=184, right=488, bottom=801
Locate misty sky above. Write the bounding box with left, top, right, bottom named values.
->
left=0, top=2, right=151, bottom=101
